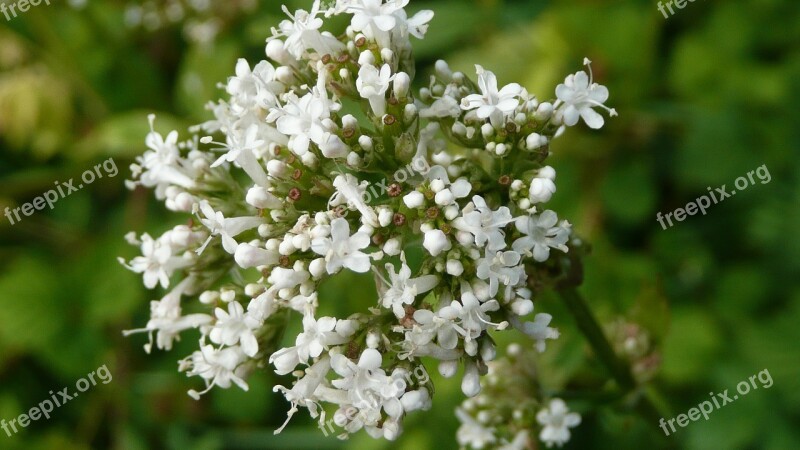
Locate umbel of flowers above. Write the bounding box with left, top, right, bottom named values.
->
left=120, top=0, right=616, bottom=446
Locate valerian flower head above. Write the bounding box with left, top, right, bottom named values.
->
left=121, top=0, right=614, bottom=444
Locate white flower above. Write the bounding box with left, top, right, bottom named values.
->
left=455, top=407, right=496, bottom=449
left=423, top=228, right=451, bottom=256
left=135, top=116, right=195, bottom=191
left=270, top=1, right=344, bottom=58
left=420, top=95, right=461, bottom=119
left=270, top=311, right=341, bottom=375
left=331, top=173, right=379, bottom=227
left=311, top=218, right=372, bottom=273
left=512, top=211, right=571, bottom=262
left=528, top=166, right=557, bottom=204
left=476, top=250, right=525, bottom=299
left=226, top=59, right=282, bottom=112
left=123, top=278, right=212, bottom=353
left=498, top=430, right=531, bottom=450
left=438, top=292, right=503, bottom=355
left=453, top=196, right=514, bottom=251
left=196, top=201, right=263, bottom=254
left=426, top=165, right=471, bottom=207
left=408, top=309, right=459, bottom=350
left=536, top=398, right=581, bottom=448
left=394, top=7, right=434, bottom=39
left=525, top=313, right=560, bottom=352
left=357, top=64, right=395, bottom=116
left=460, top=65, right=522, bottom=127
left=270, top=71, right=346, bottom=158
left=273, top=356, right=332, bottom=433
left=210, top=124, right=270, bottom=186
left=119, top=233, right=192, bottom=289
left=185, top=344, right=249, bottom=399
left=555, top=60, right=617, bottom=129
left=345, top=0, right=408, bottom=48
left=209, top=301, right=261, bottom=357
left=378, top=259, right=438, bottom=317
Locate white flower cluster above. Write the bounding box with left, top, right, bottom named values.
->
left=455, top=344, right=582, bottom=449
left=120, top=0, right=615, bottom=443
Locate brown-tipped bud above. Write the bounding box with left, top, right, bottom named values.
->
left=505, top=122, right=518, bottom=133
left=355, top=36, right=366, bottom=47
left=279, top=255, right=290, bottom=267
left=383, top=114, right=397, bottom=126
left=288, top=188, right=301, bottom=201
left=321, top=54, right=332, bottom=64
left=441, top=223, right=452, bottom=234
left=388, top=183, right=403, bottom=197
left=393, top=213, right=406, bottom=226
left=426, top=207, right=439, bottom=219
left=292, top=169, right=303, bottom=180
left=372, top=233, right=385, bottom=246
left=336, top=53, right=350, bottom=64
left=342, top=127, right=356, bottom=139
left=498, top=175, right=511, bottom=186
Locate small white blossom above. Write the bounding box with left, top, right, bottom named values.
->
left=555, top=59, right=617, bottom=129
left=209, top=301, right=261, bottom=357
left=512, top=211, right=571, bottom=262
left=311, top=218, right=372, bottom=273
left=357, top=64, right=395, bottom=116
left=537, top=398, right=581, bottom=448
left=460, top=65, right=522, bottom=128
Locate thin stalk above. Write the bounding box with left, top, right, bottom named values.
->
left=558, top=287, right=672, bottom=431
left=558, top=287, right=636, bottom=390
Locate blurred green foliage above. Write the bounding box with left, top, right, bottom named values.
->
left=1, top=0, right=799, bottom=449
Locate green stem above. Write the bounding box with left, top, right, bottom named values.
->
left=558, top=287, right=673, bottom=434
left=558, top=287, right=635, bottom=390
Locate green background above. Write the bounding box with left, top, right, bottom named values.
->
left=0, top=0, right=799, bottom=448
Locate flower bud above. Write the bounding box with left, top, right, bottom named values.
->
left=393, top=72, right=410, bottom=98
left=380, top=48, right=394, bottom=63
left=434, top=60, right=452, bottom=81
left=529, top=177, right=556, bottom=204
left=481, top=123, right=494, bottom=139
left=266, top=160, right=288, bottom=178
left=309, top=258, right=326, bottom=278
left=235, top=243, right=278, bottom=268
left=266, top=39, right=293, bottom=66
left=446, top=259, right=464, bottom=276
left=438, top=360, right=458, bottom=378
left=383, top=238, right=401, bottom=256
left=403, top=191, right=425, bottom=208
left=534, top=102, right=553, bottom=120
left=461, top=362, right=481, bottom=397
left=423, top=229, right=451, bottom=256
left=358, top=135, right=373, bottom=151
left=358, top=50, right=375, bottom=66
left=275, top=66, right=294, bottom=84
left=247, top=186, right=283, bottom=209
